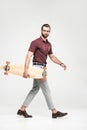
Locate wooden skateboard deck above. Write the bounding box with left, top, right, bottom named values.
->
left=0, top=61, right=47, bottom=80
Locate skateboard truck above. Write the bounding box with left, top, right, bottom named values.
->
left=4, top=61, right=10, bottom=75
left=41, top=67, right=47, bottom=80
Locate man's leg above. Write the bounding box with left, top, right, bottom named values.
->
left=40, top=79, right=68, bottom=118
left=22, top=79, right=40, bottom=107
left=17, top=79, right=40, bottom=118
left=40, top=79, right=55, bottom=110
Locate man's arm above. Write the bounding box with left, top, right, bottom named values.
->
left=23, top=51, right=33, bottom=78
left=49, top=54, right=67, bottom=70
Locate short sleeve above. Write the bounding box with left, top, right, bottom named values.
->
left=28, top=41, right=37, bottom=52
left=48, top=44, right=53, bottom=55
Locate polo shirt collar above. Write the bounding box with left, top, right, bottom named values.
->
left=40, top=36, right=48, bottom=43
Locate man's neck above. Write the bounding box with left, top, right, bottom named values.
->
left=41, top=36, right=47, bottom=42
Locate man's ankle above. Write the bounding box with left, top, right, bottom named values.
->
left=20, top=105, right=26, bottom=111
left=51, top=108, right=58, bottom=113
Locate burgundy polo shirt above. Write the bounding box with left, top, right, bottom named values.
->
left=28, top=37, right=53, bottom=64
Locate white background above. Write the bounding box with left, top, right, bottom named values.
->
left=0, top=0, right=87, bottom=120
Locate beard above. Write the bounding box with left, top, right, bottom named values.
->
left=42, top=33, right=49, bottom=39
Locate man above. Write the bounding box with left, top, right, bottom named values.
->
left=17, top=24, right=68, bottom=118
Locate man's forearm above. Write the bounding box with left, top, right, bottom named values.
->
left=24, top=52, right=32, bottom=73
left=50, top=55, right=62, bottom=65
left=49, top=54, right=67, bottom=70
left=24, top=51, right=33, bottom=73
left=24, top=54, right=30, bottom=73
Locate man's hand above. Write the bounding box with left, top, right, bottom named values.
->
left=23, top=72, right=30, bottom=78
left=60, top=63, right=67, bottom=70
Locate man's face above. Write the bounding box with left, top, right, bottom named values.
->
left=41, top=26, right=50, bottom=39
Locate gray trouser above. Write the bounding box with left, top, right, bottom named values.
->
left=23, top=78, right=54, bottom=110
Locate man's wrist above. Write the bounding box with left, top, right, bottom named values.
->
left=59, top=63, right=63, bottom=66
left=24, top=70, right=28, bottom=74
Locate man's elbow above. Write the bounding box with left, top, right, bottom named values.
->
left=49, top=54, right=55, bottom=60
left=27, top=51, right=33, bottom=58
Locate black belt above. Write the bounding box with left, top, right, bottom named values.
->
left=33, top=62, right=46, bottom=67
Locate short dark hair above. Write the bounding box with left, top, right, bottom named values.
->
left=41, top=24, right=51, bottom=30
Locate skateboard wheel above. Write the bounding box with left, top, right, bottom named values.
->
left=41, top=78, right=46, bottom=81
left=4, top=72, right=8, bottom=75
left=6, top=61, right=10, bottom=64
left=43, top=67, right=47, bottom=70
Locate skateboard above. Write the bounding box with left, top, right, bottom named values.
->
left=0, top=61, right=47, bottom=80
